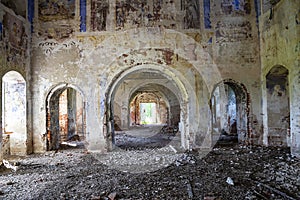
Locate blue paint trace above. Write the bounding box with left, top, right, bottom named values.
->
left=27, top=0, right=34, bottom=32
left=203, top=0, right=211, bottom=29
left=80, top=0, right=87, bottom=32
left=0, top=22, right=2, bottom=40
left=254, top=0, right=261, bottom=24
left=234, top=0, right=240, bottom=10
left=208, top=37, right=212, bottom=44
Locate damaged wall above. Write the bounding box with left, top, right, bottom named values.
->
left=266, top=66, right=290, bottom=146
left=210, top=0, right=262, bottom=143
left=30, top=0, right=262, bottom=153
left=3, top=0, right=299, bottom=158
left=259, top=0, right=300, bottom=156
left=0, top=4, right=31, bottom=163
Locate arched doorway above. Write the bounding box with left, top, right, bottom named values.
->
left=46, top=85, right=85, bottom=150
left=106, top=66, right=189, bottom=150
left=266, top=66, right=290, bottom=146
left=129, top=92, right=168, bottom=126
left=211, top=80, right=249, bottom=145
left=2, top=71, right=27, bottom=155
left=127, top=83, right=180, bottom=129
left=81, top=28, right=222, bottom=153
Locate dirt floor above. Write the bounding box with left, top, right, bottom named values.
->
left=0, top=126, right=299, bottom=200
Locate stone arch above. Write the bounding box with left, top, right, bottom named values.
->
left=129, top=92, right=165, bottom=125
left=83, top=27, right=222, bottom=152
left=128, top=84, right=173, bottom=111
left=45, top=83, right=86, bottom=150
left=84, top=28, right=222, bottom=92
left=211, top=79, right=250, bottom=144
left=2, top=70, right=27, bottom=156
left=105, top=65, right=191, bottom=150
left=128, top=83, right=179, bottom=128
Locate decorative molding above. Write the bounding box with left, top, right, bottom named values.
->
left=34, top=39, right=79, bottom=56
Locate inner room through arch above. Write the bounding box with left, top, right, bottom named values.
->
left=111, top=71, right=182, bottom=150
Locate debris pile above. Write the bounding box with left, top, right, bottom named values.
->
left=0, top=145, right=299, bottom=199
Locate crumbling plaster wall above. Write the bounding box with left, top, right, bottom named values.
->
left=259, top=0, right=300, bottom=156
left=111, top=48, right=205, bottom=132
left=104, top=54, right=209, bottom=150
left=210, top=0, right=262, bottom=142
left=31, top=29, right=219, bottom=152
left=0, top=4, right=31, bottom=161
left=30, top=0, right=263, bottom=153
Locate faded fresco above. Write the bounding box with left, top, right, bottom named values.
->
left=116, top=0, right=176, bottom=30
left=37, top=23, right=74, bottom=40
left=1, top=0, right=26, bottom=18
left=221, top=0, right=251, bottom=15
left=266, top=66, right=290, bottom=146
left=2, top=12, right=28, bottom=67
left=91, top=0, right=109, bottom=31
left=216, top=20, right=252, bottom=42
left=38, top=0, right=76, bottom=21
left=182, top=0, right=200, bottom=29
left=116, top=0, right=164, bottom=30
left=114, top=0, right=200, bottom=30
left=3, top=13, right=26, bottom=49
left=36, top=0, right=76, bottom=39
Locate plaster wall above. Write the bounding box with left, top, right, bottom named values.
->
left=0, top=0, right=297, bottom=158
left=0, top=0, right=269, bottom=156
left=210, top=0, right=262, bottom=142
left=259, top=0, right=300, bottom=156
left=0, top=4, right=31, bottom=161
left=30, top=0, right=263, bottom=153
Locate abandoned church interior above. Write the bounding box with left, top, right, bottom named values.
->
left=0, top=0, right=299, bottom=199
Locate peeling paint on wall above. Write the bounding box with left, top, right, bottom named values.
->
left=216, top=20, right=252, bottom=42
left=203, top=0, right=211, bottom=29
left=80, top=0, right=86, bottom=32
left=38, top=0, right=75, bottom=21
left=182, top=0, right=200, bottom=29
left=220, top=0, right=250, bottom=15
left=3, top=12, right=26, bottom=48
left=266, top=66, right=290, bottom=146
left=91, top=0, right=108, bottom=31
left=27, top=0, right=34, bottom=32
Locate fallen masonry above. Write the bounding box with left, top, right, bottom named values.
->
left=0, top=145, right=299, bottom=199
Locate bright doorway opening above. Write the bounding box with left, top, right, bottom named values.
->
left=140, top=102, right=157, bottom=125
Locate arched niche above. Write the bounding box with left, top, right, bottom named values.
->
left=266, top=65, right=290, bottom=146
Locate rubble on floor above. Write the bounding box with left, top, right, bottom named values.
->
left=0, top=145, right=299, bottom=199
